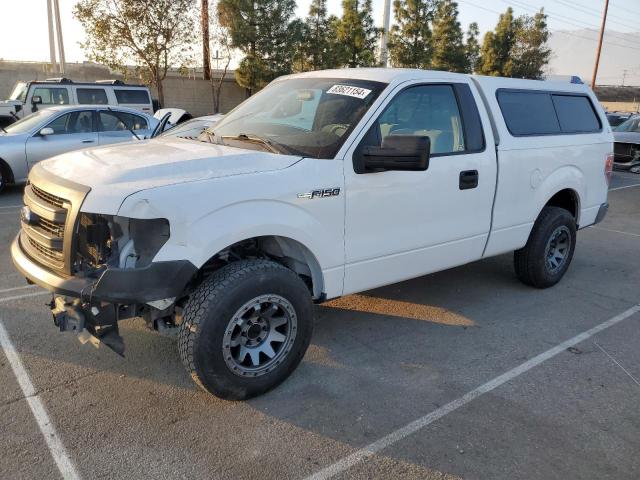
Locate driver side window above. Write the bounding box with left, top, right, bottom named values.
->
left=374, top=85, right=466, bottom=155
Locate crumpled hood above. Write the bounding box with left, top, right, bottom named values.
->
left=35, top=137, right=302, bottom=213
left=613, top=131, right=640, bottom=144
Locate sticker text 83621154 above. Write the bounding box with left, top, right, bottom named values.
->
left=326, top=85, right=372, bottom=100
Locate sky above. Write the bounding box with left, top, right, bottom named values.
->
left=0, top=0, right=639, bottom=64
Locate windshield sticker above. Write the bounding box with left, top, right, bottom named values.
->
left=326, top=85, right=372, bottom=99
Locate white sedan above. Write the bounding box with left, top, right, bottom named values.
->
left=0, top=105, right=158, bottom=192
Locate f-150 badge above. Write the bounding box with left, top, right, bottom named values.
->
left=297, top=188, right=341, bottom=199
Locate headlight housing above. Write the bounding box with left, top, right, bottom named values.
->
left=76, top=214, right=170, bottom=272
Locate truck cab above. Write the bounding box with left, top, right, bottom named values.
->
left=11, top=68, right=612, bottom=400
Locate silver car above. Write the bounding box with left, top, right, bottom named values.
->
left=613, top=115, right=640, bottom=173
left=0, top=105, right=158, bottom=192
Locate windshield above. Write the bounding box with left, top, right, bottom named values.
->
left=9, top=82, right=28, bottom=102
left=4, top=109, right=55, bottom=134
left=206, top=77, right=386, bottom=158
left=614, top=116, right=640, bottom=133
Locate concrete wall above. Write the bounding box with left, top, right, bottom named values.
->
left=0, top=60, right=246, bottom=116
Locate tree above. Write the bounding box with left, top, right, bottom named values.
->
left=477, top=7, right=517, bottom=76
left=202, top=0, right=212, bottom=81
left=478, top=7, right=550, bottom=79
left=74, top=0, right=195, bottom=106
left=218, top=0, right=296, bottom=94
left=430, top=0, right=467, bottom=73
left=465, top=22, right=480, bottom=73
left=207, top=12, right=233, bottom=113
left=510, top=10, right=550, bottom=79
left=335, top=0, right=379, bottom=67
left=302, top=0, right=341, bottom=70
left=387, top=0, right=435, bottom=68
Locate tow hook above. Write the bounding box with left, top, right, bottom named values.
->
left=50, top=296, right=125, bottom=356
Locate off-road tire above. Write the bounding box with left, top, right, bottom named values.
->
left=514, top=206, right=577, bottom=288
left=178, top=259, right=314, bottom=400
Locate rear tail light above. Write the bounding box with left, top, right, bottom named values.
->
left=605, top=153, right=614, bottom=185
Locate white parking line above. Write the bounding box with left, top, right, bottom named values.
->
left=0, top=320, right=81, bottom=480
left=0, top=285, right=37, bottom=295
left=0, top=291, right=50, bottom=303
left=590, top=226, right=640, bottom=238
left=610, top=183, right=640, bottom=192
left=305, top=304, right=640, bottom=480
left=0, top=205, right=21, bottom=209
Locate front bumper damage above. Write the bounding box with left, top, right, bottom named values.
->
left=11, top=234, right=197, bottom=355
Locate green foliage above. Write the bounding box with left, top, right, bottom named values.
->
left=387, top=0, right=435, bottom=69
left=218, top=0, right=296, bottom=91
left=510, top=10, right=551, bottom=79
left=478, top=7, right=550, bottom=79
left=300, top=0, right=342, bottom=71
left=465, top=22, right=480, bottom=74
left=73, top=0, right=195, bottom=105
left=430, top=0, right=468, bottom=73
left=335, top=0, right=379, bottom=67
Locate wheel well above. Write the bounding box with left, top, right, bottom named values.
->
left=545, top=189, right=579, bottom=223
left=198, top=236, right=324, bottom=299
left=0, top=158, right=14, bottom=184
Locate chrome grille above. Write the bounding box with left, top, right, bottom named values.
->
left=31, top=183, right=66, bottom=208
left=20, top=183, right=69, bottom=272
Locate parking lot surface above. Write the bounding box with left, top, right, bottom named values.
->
left=1, top=172, right=639, bottom=480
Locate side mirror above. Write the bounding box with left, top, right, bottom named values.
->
left=39, top=127, right=54, bottom=136
left=31, top=95, right=43, bottom=105
left=360, top=135, right=430, bottom=173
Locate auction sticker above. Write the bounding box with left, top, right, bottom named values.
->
left=326, top=84, right=372, bottom=99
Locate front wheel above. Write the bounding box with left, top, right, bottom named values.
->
left=514, top=206, right=577, bottom=288
left=178, top=259, right=314, bottom=400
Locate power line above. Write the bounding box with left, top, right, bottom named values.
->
left=555, top=0, right=640, bottom=29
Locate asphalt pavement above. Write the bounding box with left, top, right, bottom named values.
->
left=1, top=171, right=639, bottom=480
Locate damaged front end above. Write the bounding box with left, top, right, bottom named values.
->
left=12, top=176, right=197, bottom=356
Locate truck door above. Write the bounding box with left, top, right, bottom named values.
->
left=343, top=81, right=497, bottom=294
left=25, top=110, right=98, bottom=167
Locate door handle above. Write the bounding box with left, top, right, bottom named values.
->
left=459, top=170, right=479, bottom=190
left=81, top=139, right=95, bottom=144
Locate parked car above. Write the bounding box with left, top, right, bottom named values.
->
left=607, top=111, right=633, bottom=127
left=12, top=68, right=612, bottom=400
left=0, top=78, right=154, bottom=126
left=612, top=114, right=640, bottom=173
left=160, top=114, right=224, bottom=139
left=0, top=105, right=158, bottom=192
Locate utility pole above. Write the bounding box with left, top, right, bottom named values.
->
left=52, top=0, right=66, bottom=74
left=46, top=0, right=57, bottom=72
left=622, top=69, right=628, bottom=86
left=379, top=0, right=391, bottom=67
left=201, top=0, right=211, bottom=80
left=591, top=0, right=609, bottom=89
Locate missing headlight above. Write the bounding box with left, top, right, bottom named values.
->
left=76, top=214, right=169, bottom=272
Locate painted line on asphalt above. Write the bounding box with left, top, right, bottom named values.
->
left=0, top=211, right=19, bottom=215
left=590, top=226, right=640, bottom=238
left=305, top=304, right=640, bottom=480
left=0, top=320, right=81, bottom=480
left=609, top=183, right=640, bottom=191
left=0, top=291, right=50, bottom=304
left=0, top=205, right=21, bottom=210
left=0, top=285, right=38, bottom=295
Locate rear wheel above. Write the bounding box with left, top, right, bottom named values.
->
left=514, top=206, right=576, bottom=288
left=0, top=167, right=6, bottom=194
left=178, top=259, right=314, bottom=400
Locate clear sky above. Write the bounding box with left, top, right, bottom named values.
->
left=0, top=0, right=639, bottom=63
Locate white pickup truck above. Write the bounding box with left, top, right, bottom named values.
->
left=12, top=69, right=612, bottom=400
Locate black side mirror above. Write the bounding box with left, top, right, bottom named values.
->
left=360, top=135, right=430, bottom=173
left=31, top=95, right=42, bottom=113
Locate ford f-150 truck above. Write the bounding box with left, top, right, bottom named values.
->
left=11, top=69, right=612, bottom=400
